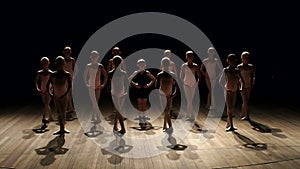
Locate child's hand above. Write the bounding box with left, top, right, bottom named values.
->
left=132, top=82, right=141, bottom=89
left=100, top=84, right=105, bottom=90
left=144, top=84, right=150, bottom=88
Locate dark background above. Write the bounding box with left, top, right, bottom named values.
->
left=1, top=1, right=299, bottom=107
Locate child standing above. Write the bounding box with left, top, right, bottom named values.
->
left=162, top=49, right=178, bottom=77
left=107, top=46, right=126, bottom=72
left=180, top=51, right=201, bottom=120
left=47, top=56, right=72, bottom=135
left=83, top=51, right=108, bottom=123
left=35, top=57, right=54, bottom=122
left=237, top=51, right=256, bottom=120
left=62, top=46, right=78, bottom=120
left=128, top=59, right=156, bottom=121
left=200, top=47, right=223, bottom=109
left=108, top=55, right=128, bottom=135
left=219, top=54, right=244, bottom=132
left=156, top=57, right=178, bottom=132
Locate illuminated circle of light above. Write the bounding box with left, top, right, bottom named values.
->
left=73, top=12, right=225, bottom=158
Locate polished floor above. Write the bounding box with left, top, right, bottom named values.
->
left=1, top=97, right=300, bottom=169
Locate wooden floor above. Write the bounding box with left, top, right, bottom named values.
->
left=1, top=98, right=300, bottom=169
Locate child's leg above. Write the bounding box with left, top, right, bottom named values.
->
left=118, top=95, right=126, bottom=133
left=53, top=96, right=68, bottom=134
left=142, top=98, right=147, bottom=112
left=62, top=97, right=68, bottom=129
left=41, top=93, right=52, bottom=121
left=112, top=95, right=119, bottom=131
left=88, top=88, right=96, bottom=120
left=184, top=84, right=196, bottom=118
left=241, top=88, right=251, bottom=119
left=112, top=95, right=126, bottom=133
left=66, top=90, right=73, bottom=112
left=240, top=90, right=247, bottom=118
left=163, top=96, right=172, bottom=130
left=163, top=112, right=167, bottom=130
left=118, top=112, right=126, bottom=133
left=137, top=98, right=143, bottom=112
left=95, top=89, right=101, bottom=120
left=205, top=76, right=212, bottom=109
left=226, top=91, right=237, bottom=130
left=89, top=88, right=101, bottom=121
left=210, top=78, right=217, bottom=109
left=160, top=94, right=167, bottom=129
left=166, top=96, right=172, bottom=128
left=226, top=91, right=233, bottom=127
left=53, top=98, right=62, bottom=133
left=113, top=114, right=119, bottom=131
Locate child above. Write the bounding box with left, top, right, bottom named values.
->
left=162, top=49, right=178, bottom=77
left=107, top=47, right=126, bottom=72
left=128, top=59, right=156, bottom=123
left=108, top=55, right=128, bottom=135
left=62, top=46, right=78, bottom=120
left=83, top=51, right=108, bottom=123
left=161, top=49, right=178, bottom=118
left=180, top=51, right=201, bottom=120
left=219, top=54, right=244, bottom=132
left=237, top=51, right=256, bottom=120
left=156, top=57, right=178, bottom=132
left=47, top=56, right=72, bottom=135
left=34, top=57, right=54, bottom=122
left=200, top=47, right=223, bottom=109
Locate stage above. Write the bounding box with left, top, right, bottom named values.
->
left=1, top=97, right=300, bottom=169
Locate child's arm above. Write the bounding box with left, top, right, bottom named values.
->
left=195, top=65, right=201, bottom=85
left=145, top=71, right=156, bottom=88
left=200, top=63, right=206, bottom=76
left=83, top=65, right=89, bottom=87
left=251, top=65, right=256, bottom=87
left=179, top=64, right=185, bottom=83
left=219, top=68, right=226, bottom=90
left=34, top=72, right=41, bottom=93
left=107, top=59, right=113, bottom=71
left=171, top=62, right=178, bottom=78
left=216, top=59, right=223, bottom=78
left=46, top=74, right=53, bottom=97
left=60, top=73, right=72, bottom=99
left=171, top=78, right=179, bottom=99
left=124, top=72, right=129, bottom=94
left=99, top=64, right=108, bottom=89
left=73, top=59, right=79, bottom=80
left=128, top=71, right=140, bottom=89
left=121, top=60, right=127, bottom=71
left=238, top=70, right=245, bottom=91
left=155, top=74, right=160, bottom=89
left=107, top=71, right=113, bottom=94
left=128, top=71, right=138, bottom=83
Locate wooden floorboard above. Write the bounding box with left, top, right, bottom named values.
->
left=1, top=99, right=300, bottom=169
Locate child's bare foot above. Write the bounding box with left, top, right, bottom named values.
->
left=119, top=130, right=126, bottom=135
left=64, top=129, right=70, bottom=133
left=241, top=116, right=250, bottom=121
left=42, top=119, right=50, bottom=124
left=53, top=129, right=70, bottom=135
left=225, top=126, right=237, bottom=132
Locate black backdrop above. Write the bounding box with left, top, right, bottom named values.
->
left=1, top=1, right=299, bottom=106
